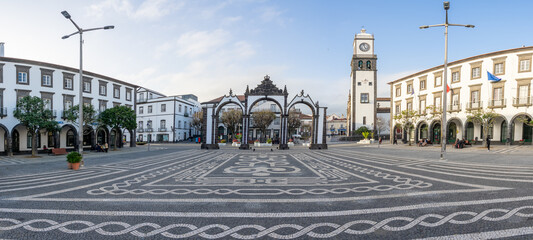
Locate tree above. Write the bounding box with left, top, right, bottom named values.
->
left=13, top=96, right=58, bottom=156
left=63, top=104, right=98, bottom=127
left=192, top=110, right=204, bottom=135
left=393, top=109, right=420, bottom=146
left=467, top=109, right=500, bottom=147
left=220, top=109, right=242, bottom=140
left=287, top=109, right=302, bottom=136
left=252, top=109, right=276, bottom=142
left=99, top=106, right=137, bottom=150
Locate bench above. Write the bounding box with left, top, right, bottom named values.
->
left=51, top=148, right=68, bottom=155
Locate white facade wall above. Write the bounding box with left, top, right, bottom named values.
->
left=136, top=95, right=201, bottom=142
left=390, top=47, right=533, bottom=144
left=0, top=57, right=136, bottom=154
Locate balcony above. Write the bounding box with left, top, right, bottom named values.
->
left=184, top=112, right=189, bottom=117
left=61, top=110, right=68, bottom=120
left=513, top=97, right=533, bottom=107
left=158, top=127, right=167, bottom=132
left=137, top=98, right=147, bottom=103
left=488, top=98, right=506, bottom=108
left=0, top=107, right=7, bottom=118
left=447, top=103, right=461, bottom=112
left=466, top=101, right=483, bottom=111
left=145, top=128, right=153, bottom=132
left=137, top=128, right=144, bottom=133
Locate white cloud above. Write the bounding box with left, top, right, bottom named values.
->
left=176, top=29, right=231, bottom=58
left=259, top=6, right=287, bottom=27
left=87, top=0, right=181, bottom=20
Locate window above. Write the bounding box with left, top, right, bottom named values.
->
left=471, top=90, right=479, bottom=103
left=395, top=104, right=401, bottom=115
left=407, top=102, right=412, bottom=111
left=161, top=104, right=166, bottom=112
left=66, top=129, right=75, bottom=147
left=126, top=89, right=132, bottom=101
left=420, top=99, right=426, bottom=114
left=99, top=82, right=107, bottom=96
left=360, top=93, right=369, bottom=103
left=435, top=96, right=441, bottom=109
left=179, top=104, right=182, bottom=112
left=42, top=75, right=52, bottom=86
left=48, top=131, right=54, bottom=147
left=27, top=132, right=41, bottom=149
left=358, top=60, right=363, bottom=69
left=472, top=67, right=481, bottom=79
left=139, top=121, right=143, bottom=128
left=274, top=118, right=280, bottom=125
left=520, top=59, right=531, bottom=72
left=518, top=85, right=529, bottom=104
left=99, top=100, right=107, bottom=112
left=435, top=75, right=442, bottom=87
left=148, top=106, right=152, bottom=113
left=178, top=120, right=182, bottom=129
left=395, top=86, right=401, bottom=97
left=64, top=95, right=74, bottom=110
left=160, top=120, right=166, bottom=128
left=0, top=63, right=3, bottom=83
left=139, top=107, right=144, bottom=114
left=363, top=116, right=366, bottom=125
left=493, top=87, right=502, bottom=100
left=494, top=62, right=504, bottom=75
left=16, top=65, right=30, bottom=84
left=366, top=61, right=372, bottom=69
left=420, top=80, right=426, bottom=90
left=16, top=90, right=30, bottom=103
left=113, top=85, right=120, bottom=99
left=83, top=79, right=91, bottom=93
left=63, top=75, right=73, bottom=90
left=42, top=96, right=52, bottom=110
left=369, top=82, right=372, bottom=86
left=407, top=84, right=413, bottom=94
left=451, top=71, right=460, bottom=82
left=452, top=94, right=459, bottom=106
left=357, top=82, right=362, bottom=86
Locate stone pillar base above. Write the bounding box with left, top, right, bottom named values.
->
left=239, top=144, right=250, bottom=150
left=309, top=144, right=328, bottom=150
left=201, top=143, right=220, bottom=149
left=278, top=144, right=289, bottom=150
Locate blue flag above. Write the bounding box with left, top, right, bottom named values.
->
left=487, top=71, right=501, bottom=82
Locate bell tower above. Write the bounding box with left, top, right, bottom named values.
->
left=348, top=28, right=377, bottom=136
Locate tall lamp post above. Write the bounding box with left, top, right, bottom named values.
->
left=420, top=1, right=474, bottom=160
left=61, top=10, right=114, bottom=155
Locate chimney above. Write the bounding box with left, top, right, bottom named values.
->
left=0, top=42, right=4, bottom=57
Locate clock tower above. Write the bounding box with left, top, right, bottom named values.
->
left=348, top=28, right=377, bottom=136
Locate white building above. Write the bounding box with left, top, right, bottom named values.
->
left=136, top=89, right=201, bottom=142
left=0, top=50, right=137, bottom=155
left=389, top=46, right=533, bottom=145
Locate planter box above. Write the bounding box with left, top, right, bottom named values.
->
left=232, top=142, right=241, bottom=147
left=218, top=143, right=226, bottom=146
left=255, top=143, right=272, bottom=147
left=357, top=139, right=371, bottom=144
left=288, top=142, right=294, bottom=147
left=302, top=143, right=310, bottom=147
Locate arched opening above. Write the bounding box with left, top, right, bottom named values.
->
left=0, top=125, right=8, bottom=155
left=416, top=122, right=428, bottom=143
left=83, top=126, right=94, bottom=148
left=59, top=124, right=77, bottom=149
left=431, top=122, right=441, bottom=144
left=501, top=121, right=508, bottom=143
left=12, top=130, right=20, bottom=153
left=110, top=128, right=122, bottom=148
left=393, top=124, right=402, bottom=143
left=248, top=98, right=284, bottom=145
left=447, top=118, right=463, bottom=144
left=466, top=121, right=474, bottom=141
left=96, top=127, right=108, bottom=145
left=288, top=102, right=316, bottom=146
left=66, top=129, right=76, bottom=147
left=511, top=114, right=532, bottom=144
left=214, top=101, right=244, bottom=146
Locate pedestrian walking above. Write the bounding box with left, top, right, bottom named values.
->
left=486, top=135, right=491, bottom=151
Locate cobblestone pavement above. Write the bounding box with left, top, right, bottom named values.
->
left=2, top=144, right=533, bottom=239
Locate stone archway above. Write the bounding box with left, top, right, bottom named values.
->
left=202, top=75, right=327, bottom=150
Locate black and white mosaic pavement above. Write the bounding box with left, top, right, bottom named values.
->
left=2, top=144, right=533, bottom=239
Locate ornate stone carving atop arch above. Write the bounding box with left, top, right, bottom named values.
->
left=248, top=75, right=287, bottom=96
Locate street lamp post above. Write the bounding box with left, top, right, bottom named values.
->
left=61, top=10, right=114, bottom=156
left=419, top=1, right=474, bottom=160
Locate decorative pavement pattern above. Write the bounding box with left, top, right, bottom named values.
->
left=2, top=146, right=533, bottom=239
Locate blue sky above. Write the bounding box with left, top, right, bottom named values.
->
left=1, top=0, right=533, bottom=115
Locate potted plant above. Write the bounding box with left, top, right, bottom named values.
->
left=218, top=139, right=227, bottom=146
left=519, top=139, right=525, bottom=145
left=66, top=151, right=82, bottom=170
left=288, top=138, right=294, bottom=147
left=254, top=139, right=260, bottom=146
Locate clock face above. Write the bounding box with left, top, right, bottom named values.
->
left=359, top=43, right=370, bottom=52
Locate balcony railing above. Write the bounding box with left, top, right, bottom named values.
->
left=137, top=128, right=144, bottom=133
left=0, top=107, right=7, bottom=118
left=145, top=128, right=153, bottom=132
left=513, top=97, right=533, bottom=107
left=51, top=110, right=57, bottom=118
left=184, top=112, right=189, bottom=117
left=447, top=103, right=461, bottom=112
left=158, top=127, right=167, bottom=132
left=137, top=98, right=147, bottom=103
left=466, top=101, right=483, bottom=110
left=488, top=98, right=506, bottom=108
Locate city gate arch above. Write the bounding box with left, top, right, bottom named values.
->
left=202, top=75, right=327, bottom=150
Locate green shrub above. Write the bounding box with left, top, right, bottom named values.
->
left=66, top=151, right=82, bottom=163
left=267, top=138, right=272, bottom=144
left=220, top=139, right=227, bottom=143
left=362, top=131, right=370, bottom=139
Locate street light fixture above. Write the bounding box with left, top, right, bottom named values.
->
left=61, top=10, right=114, bottom=156
left=420, top=1, right=474, bottom=160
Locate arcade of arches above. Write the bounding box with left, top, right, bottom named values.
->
left=0, top=124, right=132, bottom=155
left=392, top=114, right=533, bottom=145
left=201, top=75, right=328, bottom=150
